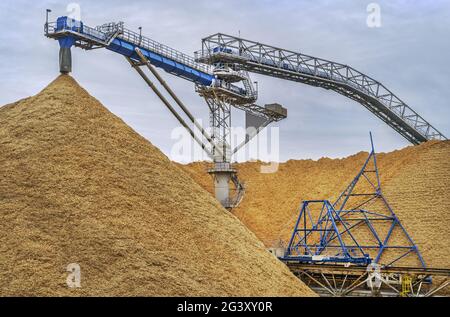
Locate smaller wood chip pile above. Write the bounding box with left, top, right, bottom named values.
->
left=183, top=141, right=450, bottom=269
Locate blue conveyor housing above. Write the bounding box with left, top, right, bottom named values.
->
left=107, top=38, right=214, bottom=86
left=47, top=16, right=214, bottom=86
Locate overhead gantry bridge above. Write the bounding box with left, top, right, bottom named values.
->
left=195, top=33, right=447, bottom=145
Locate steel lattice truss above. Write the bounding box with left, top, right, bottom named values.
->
left=283, top=135, right=426, bottom=267
left=203, top=96, right=232, bottom=162
left=196, top=34, right=447, bottom=145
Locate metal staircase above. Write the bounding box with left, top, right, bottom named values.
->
left=242, top=72, right=258, bottom=101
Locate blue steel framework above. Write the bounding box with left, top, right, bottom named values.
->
left=283, top=134, right=426, bottom=268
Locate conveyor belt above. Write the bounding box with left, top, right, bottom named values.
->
left=197, top=33, right=447, bottom=144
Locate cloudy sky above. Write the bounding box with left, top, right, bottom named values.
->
left=0, top=0, right=449, bottom=162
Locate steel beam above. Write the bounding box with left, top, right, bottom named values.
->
left=126, top=57, right=214, bottom=160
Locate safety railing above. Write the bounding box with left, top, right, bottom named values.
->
left=211, top=80, right=257, bottom=101
left=46, top=19, right=212, bottom=75
left=194, top=48, right=250, bottom=63
left=197, top=38, right=447, bottom=142
left=118, top=28, right=212, bottom=75
left=45, top=21, right=110, bottom=45
left=213, top=66, right=248, bottom=80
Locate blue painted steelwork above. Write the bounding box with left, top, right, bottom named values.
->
left=285, top=200, right=372, bottom=265
left=55, top=17, right=80, bottom=49
left=58, top=36, right=75, bottom=49
left=107, top=38, right=213, bottom=86
left=56, top=16, right=83, bottom=33
left=282, top=134, right=426, bottom=268
left=47, top=16, right=214, bottom=86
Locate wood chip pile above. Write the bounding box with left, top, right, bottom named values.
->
left=183, top=141, right=450, bottom=268
left=0, top=75, right=316, bottom=296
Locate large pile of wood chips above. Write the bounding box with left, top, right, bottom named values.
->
left=0, top=75, right=315, bottom=297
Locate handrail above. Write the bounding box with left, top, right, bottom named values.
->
left=45, top=19, right=213, bottom=75
left=117, top=27, right=212, bottom=75
left=197, top=33, right=447, bottom=144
